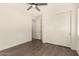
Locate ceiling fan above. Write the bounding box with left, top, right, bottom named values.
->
left=27, top=3, right=47, bottom=12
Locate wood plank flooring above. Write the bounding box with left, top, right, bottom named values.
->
left=0, top=39, right=78, bottom=56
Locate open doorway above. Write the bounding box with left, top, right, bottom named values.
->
left=32, top=15, right=42, bottom=42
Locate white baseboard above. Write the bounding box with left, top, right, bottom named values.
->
left=0, top=39, right=32, bottom=51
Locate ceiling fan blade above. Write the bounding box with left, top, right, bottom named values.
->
left=35, top=6, right=40, bottom=11
left=37, top=3, right=48, bottom=6
left=27, top=6, right=32, bottom=10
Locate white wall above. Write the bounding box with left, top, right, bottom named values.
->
left=41, top=3, right=77, bottom=49
left=0, top=4, right=32, bottom=50
left=76, top=8, right=79, bottom=55
left=76, top=36, right=79, bottom=55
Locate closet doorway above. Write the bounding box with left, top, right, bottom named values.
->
left=32, top=15, right=42, bottom=41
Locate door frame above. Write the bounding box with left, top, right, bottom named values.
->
left=32, top=14, right=43, bottom=42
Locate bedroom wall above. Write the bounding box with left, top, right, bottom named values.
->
left=76, top=8, right=79, bottom=55
left=41, top=3, right=77, bottom=50
left=0, top=4, right=32, bottom=50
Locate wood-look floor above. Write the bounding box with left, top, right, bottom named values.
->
left=0, top=39, right=78, bottom=56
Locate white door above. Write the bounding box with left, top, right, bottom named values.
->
left=32, top=15, right=42, bottom=40
left=45, top=12, right=71, bottom=47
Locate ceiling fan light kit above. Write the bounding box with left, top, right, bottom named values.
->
left=27, top=3, right=47, bottom=12
left=32, top=5, right=36, bottom=7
